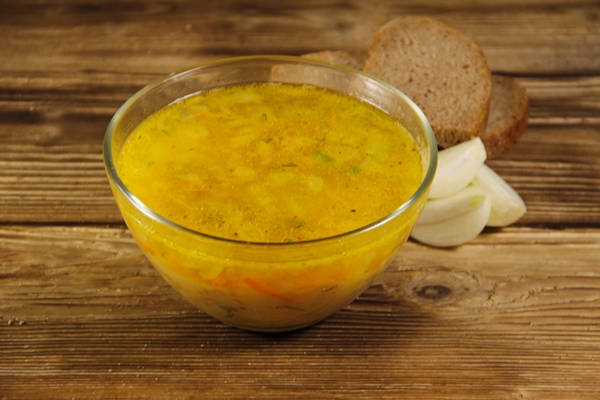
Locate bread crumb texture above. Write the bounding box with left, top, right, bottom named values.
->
left=364, top=16, right=492, bottom=148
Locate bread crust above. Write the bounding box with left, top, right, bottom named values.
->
left=364, top=16, right=492, bottom=148
left=300, top=19, right=528, bottom=158
left=481, top=75, right=529, bottom=159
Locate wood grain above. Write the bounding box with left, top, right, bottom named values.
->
left=2, top=0, right=600, bottom=398
left=1, top=225, right=600, bottom=399
left=2, top=0, right=600, bottom=75
left=1, top=78, right=599, bottom=226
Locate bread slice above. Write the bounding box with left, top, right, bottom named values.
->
left=364, top=16, right=492, bottom=148
left=301, top=50, right=368, bottom=71
left=481, top=75, right=529, bottom=159
left=302, top=49, right=527, bottom=158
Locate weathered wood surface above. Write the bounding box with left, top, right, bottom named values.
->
left=1, top=0, right=600, bottom=398
left=2, top=226, right=600, bottom=399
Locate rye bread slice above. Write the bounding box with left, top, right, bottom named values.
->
left=301, top=50, right=368, bottom=71
left=364, top=16, right=492, bottom=148
left=481, top=75, right=529, bottom=159
left=302, top=49, right=527, bottom=158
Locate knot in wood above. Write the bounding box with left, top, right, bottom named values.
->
left=416, top=285, right=451, bottom=300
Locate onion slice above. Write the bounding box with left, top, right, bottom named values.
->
left=429, top=137, right=487, bottom=199
left=473, top=164, right=527, bottom=227
left=411, top=186, right=491, bottom=247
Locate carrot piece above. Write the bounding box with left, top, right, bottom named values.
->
left=243, top=277, right=295, bottom=302
left=210, top=275, right=228, bottom=287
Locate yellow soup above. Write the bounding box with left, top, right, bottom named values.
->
left=114, top=82, right=425, bottom=331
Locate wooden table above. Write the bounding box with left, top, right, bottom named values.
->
left=2, top=1, right=600, bottom=398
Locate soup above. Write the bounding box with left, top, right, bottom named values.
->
left=118, top=83, right=422, bottom=242
left=111, top=79, right=427, bottom=331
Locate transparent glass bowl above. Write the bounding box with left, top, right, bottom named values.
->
left=103, top=56, right=437, bottom=332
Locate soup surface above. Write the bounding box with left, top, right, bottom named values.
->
left=117, top=82, right=422, bottom=242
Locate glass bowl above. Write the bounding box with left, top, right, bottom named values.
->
left=103, top=56, right=437, bottom=332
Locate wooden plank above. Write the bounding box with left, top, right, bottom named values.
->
left=525, top=76, right=600, bottom=124
left=0, top=120, right=600, bottom=227
left=4, top=225, right=597, bottom=319
left=1, top=1, right=599, bottom=75
left=1, top=76, right=600, bottom=226
left=1, top=225, right=599, bottom=398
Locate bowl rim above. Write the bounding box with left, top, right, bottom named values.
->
left=103, top=55, right=438, bottom=247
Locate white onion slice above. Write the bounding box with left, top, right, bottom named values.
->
left=411, top=186, right=491, bottom=247
left=473, top=164, right=527, bottom=227
left=429, top=137, right=487, bottom=199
